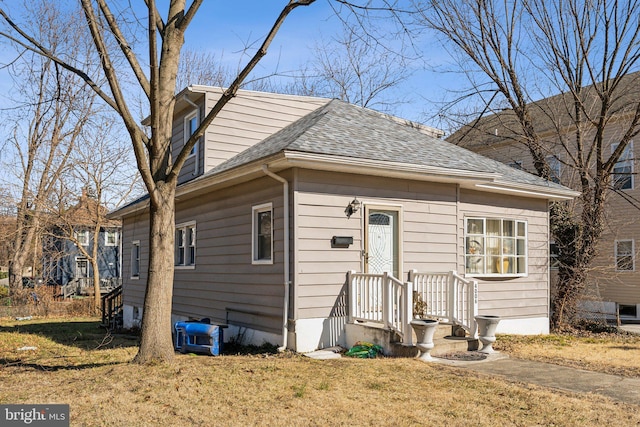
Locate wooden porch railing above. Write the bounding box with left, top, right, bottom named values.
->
left=409, top=270, right=479, bottom=337
left=101, top=285, right=123, bottom=331
left=348, top=270, right=478, bottom=345
left=348, top=271, right=414, bottom=345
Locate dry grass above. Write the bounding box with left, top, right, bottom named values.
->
left=1, top=317, right=640, bottom=426
left=496, top=331, right=640, bottom=377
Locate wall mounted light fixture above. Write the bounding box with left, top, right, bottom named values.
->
left=344, top=197, right=360, bottom=219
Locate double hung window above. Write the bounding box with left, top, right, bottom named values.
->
left=253, top=204, right=273, bottom=264
left=131, top=241, right=140, bottom=278
left=175, top=222, right=196, bottom=267
left=184, top=112, right=198, bottom=157
left=616, top=240, right=634, bottom=271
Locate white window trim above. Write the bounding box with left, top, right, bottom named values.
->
left=252, top=203, right=273, bottom=265
left=105, top=230, right=119, bottom=247
left=130, top=240, right=140, bottom=279
left=615, top=239, right=635, bottom=272
left=75, top=230, right=89, bottom=246
left=184, top=111, right=199, bottom=158
left=175, top=221, right=196, bottom=269
left=464, top=217, right=528, bottom=278
left=612, top=141, right=634, bottom=190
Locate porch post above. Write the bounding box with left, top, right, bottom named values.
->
left=383, top=272, right=391, bottom=329
left=448, top=270, right=456, bottom=322
left=470, top=280, right=479, bottom=338
left=347, top=270, right=356, bottom=324
left=404, top=280, right=414, bottom=345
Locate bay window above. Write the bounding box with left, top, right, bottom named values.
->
left=465, top=217, right=527, bottom=276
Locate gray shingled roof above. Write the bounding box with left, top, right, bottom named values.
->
left=204, top=99, right=569, bottom=191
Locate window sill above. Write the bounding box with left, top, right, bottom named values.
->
left=175, top=265, right=196, bottom=270
left=465, top=273, right=527, bottom=279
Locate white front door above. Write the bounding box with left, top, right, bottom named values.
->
left=365, top=208, right=399, bottom=277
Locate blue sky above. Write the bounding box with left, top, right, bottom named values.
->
left=177, top=0, right=452, bottom=125
left=0, top=1, right=454, bottom=132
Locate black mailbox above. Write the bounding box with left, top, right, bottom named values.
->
left=331, top=236, right=353, bottom=248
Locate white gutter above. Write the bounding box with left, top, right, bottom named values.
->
left=261, top=165, right=290, bottom=352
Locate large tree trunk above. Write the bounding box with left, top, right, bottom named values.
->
left=91, top=259, right=101, bottom=315
left=9, top=215, right=39, bottom=296
left=133, top=182, right=176, bottom=363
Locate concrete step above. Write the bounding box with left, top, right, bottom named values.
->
left=390, top=335, right=478, bottom=357
left=389, top=323, right=478, bottom=357
left=345, top=321, right=478, bottom=358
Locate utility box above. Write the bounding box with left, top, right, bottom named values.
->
left=174, top=321, right=226, bottom=356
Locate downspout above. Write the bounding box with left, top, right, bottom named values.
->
left=261, top=165, right=290, bottom=352
left=183, top=96, right=200, bottom=176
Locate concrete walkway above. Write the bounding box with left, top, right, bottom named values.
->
left=437, top=353, right=640, bottom=406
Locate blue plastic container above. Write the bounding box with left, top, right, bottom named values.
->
left=174, top=321, right=224, bottom=356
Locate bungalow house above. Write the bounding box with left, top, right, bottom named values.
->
left=109, top=86, right=577, bottom=353
left=43, top=188, right=122, bottom=297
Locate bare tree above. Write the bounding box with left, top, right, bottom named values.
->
left=0, top=0, right=316, bottom=363
left=45, top=118, right=138, bottom=312
left=283, top=27, right=414, bottom=113
left=1, top=2, right=99, bottom=296
left=421, top=0, right=640, bottom=328
left=176, top=47, right=232, bottom=90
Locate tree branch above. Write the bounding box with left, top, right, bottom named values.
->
left=96, top=0, right=151, bottom=98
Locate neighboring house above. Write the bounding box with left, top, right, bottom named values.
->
left=43, top=189, right=122, bottom=296
left=447, top=72, right=640, bottom=322
left=109, top=86, right=577, bottom=353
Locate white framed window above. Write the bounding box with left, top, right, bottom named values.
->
left=105, top=230, right=119, bottom=246
left=546, top=155, right=561, bottom=184
left=465, top=217, right=527, bottom=277
left=252, top=203, right=273, bottom=264
left=75, top=230, right=89, bottom=246
left=616, top=240, right=634, bottom=271
left=184, top=111, right=198, bottom=157
left=612, top=142, right=633, bottom=190
left=175, top=222, right=196, bottom=267
left=131, top=241, right=140, bottom=279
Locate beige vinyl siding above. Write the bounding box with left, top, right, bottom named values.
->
left=171, top=177, right=285, bottom=334
left=591, top=190, right=640, bottom=304
left=121, top=213, right=150, bottom=309
left=459, top=189, right=550, bottom=320
left=120, top=177, right=286, bottom=335
left=293, top=170, right=460, bottom=319
left=202, top=89, right=329, bottom=171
